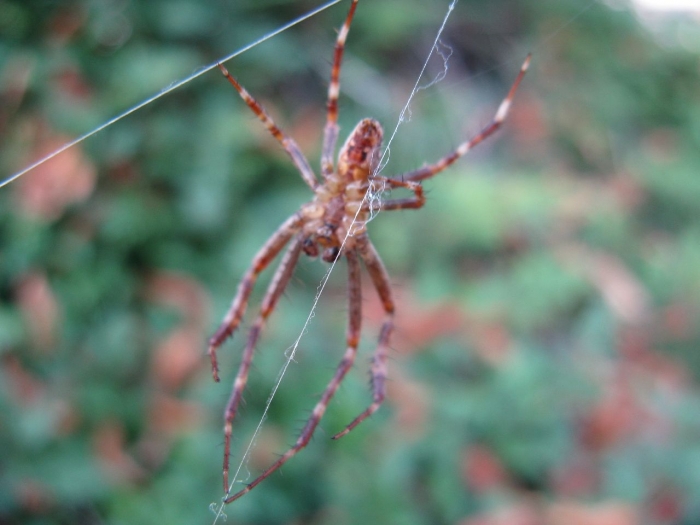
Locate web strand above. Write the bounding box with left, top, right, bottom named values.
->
left=0, top=0, right=343, bottom=190
left=374, top=0, right=458, bottom=177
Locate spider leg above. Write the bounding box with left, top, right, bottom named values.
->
left=224, top=249, right=363, bottom=504
left=222, top=237, right=303, bottom=493
left=363, top=176, right=426, bottom=212
left=208, top=214, right=302, bottom=382
left=321, top=0, right=359, bottom=178
left=398, top=54, right=531, bottom=183
left=218, top=63, right=319, bottom=190
left=334, top=236, right=393, bottom=439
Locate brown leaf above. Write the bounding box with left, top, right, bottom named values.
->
left=151, top=327, right=203, bottom=391
left=145, top=271, right=210, bottom=331
left=579, top=375, right=640, bottom=452
left=92, top=419, right=147, bottom=484
left=16, top=124, right=96, bottom=221
left=146, top=393, right=203, bottom=436
left=361, top=280, right=466, bottom=355
left=549, top=455, right=600, bottom=497
left=546, top=500, right=639, bottom=525
left=557, top=244, right=651, bottom=325
left=1, top=355, right=45, bottom=406
left=459, top=502, right=541, bottom=525
left=387, top=367, right=430, bottom=439
left=461, top=445, right=509, bottom=493
left=16, top=271, right=60, bottom=352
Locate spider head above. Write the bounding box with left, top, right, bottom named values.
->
left=337, top=118, right=383, bottom=182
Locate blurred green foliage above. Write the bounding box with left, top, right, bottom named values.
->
left=2, top=0, right=700, bottom=524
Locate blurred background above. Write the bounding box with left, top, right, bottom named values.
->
left=2, top=0, right=700, bottom=524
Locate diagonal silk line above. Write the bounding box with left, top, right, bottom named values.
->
left=0, top=0, right=343, bottom=190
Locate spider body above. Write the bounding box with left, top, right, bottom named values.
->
left=301, top=118, right=384, bottom=261
left=209, top=0, right=530, bottom=504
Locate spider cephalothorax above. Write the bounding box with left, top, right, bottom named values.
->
left=209, top=0, right=530, bottom=504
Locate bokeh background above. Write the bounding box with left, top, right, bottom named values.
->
left=2, top=0, right=700, bottom=524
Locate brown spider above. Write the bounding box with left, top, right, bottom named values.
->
left=208, top=0, right=530, bottom=503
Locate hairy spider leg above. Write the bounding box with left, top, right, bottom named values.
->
left=208, top=214, right=303, bottom=382
left=224, top=249, right=363, bottom=504
left=333, top=236, right=394, bottom=439
left=321, top=0, right=359, bottom=179
left=222, top=238, right=303, bottom=493
left=399, top=54, right=531, bottom=183
left=217, top=63, right=319, bottom=190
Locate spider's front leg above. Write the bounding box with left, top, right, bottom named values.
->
left=321, top=0, right=359, bottom=178
left=217, top=63, right=319, bottom=190
left=223, top=249, right=363, bottom=504
left=208, top=214, right=302, bottom=382
left=398, top=54, right=531, bottom=183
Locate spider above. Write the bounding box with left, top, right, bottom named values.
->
left=207, top=0, right=530, bottom=503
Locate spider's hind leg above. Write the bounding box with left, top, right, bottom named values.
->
left=223, top=249, right=363, bottom=503
left=208, top=214, right=302, bottom=382
left=221, top=237, right=303, bottom=494
left=334, top=236, right=394, bottom=440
